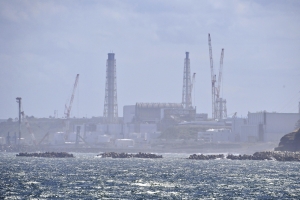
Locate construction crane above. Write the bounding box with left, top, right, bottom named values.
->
left=232, top=112, right=237, bottom=118
left=191, top=73, right=196, bottom=106
left=191, top=73, right=196, bottom=91
left=21, top=111, right=36, bottom=145
left=64, top=74, right=79, bottom=119
left=38, top=132, right=49, bottom=145
left=64, top=74, right=79, bottom=140
left=208, top=34, right=227, bottom=120
left=208, top=34, right=217, bottom=119
left=216, top=49, right=224, bottom=99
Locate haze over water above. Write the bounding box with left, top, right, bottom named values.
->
left=1, top=153, right=300, bottom=199
left=1, top=1, right=300, bottom=199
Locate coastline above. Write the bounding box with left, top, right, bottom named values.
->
left=1, top=142, right=278, bottom=154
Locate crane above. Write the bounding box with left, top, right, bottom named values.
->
left=208, top=34, right=217, bottom=119
left=216, top=49, right=224, bottom=99
left=191, top=73, right=196, bottom=91
left=64, top=74, right=79, bottom=119
left=21, top=111, right=37, bottom=145
left=190, top=73, right=196, bottom=106
left=232, top=112, right=237, bottom=118
left=64, top=74, right=79, bottom=140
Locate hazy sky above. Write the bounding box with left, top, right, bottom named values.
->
left=1, top=0, right=299, bottom=119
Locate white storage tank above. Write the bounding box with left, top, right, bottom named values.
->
left=115, top=139, right=134, bottom=148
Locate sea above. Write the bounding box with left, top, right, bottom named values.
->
left=0, top=152, right=300, bottom=199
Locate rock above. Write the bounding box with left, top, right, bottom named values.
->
left=188, top=151, right=300, bottom=161
left=97, top=152, right=163, bottom=159
left=16, top=152, right=74, bottom=158
left=274, top=128, right=300, bottom=152
left=187, top=154, right=224, bottom=160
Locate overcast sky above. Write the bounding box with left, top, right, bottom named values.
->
left=1, top=0, right=299, bottom=119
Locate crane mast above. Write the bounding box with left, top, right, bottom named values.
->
left=64, top=74, right=79, bottom=119
left=64, top=74, right=79, bottom=140
left=208, top=34, right=217, bottom=119
left=191, top=73, right=196, bottom=106
left=215, top=48, right=227, bottom=120
left=217, top=48, right=224, bottom=99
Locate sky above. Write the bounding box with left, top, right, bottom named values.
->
left=0, top=0, right=299, bottom=119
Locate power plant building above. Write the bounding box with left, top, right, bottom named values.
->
left=233, top=112, right=300, bottom=142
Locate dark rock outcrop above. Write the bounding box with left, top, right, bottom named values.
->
left=187, top=154, right=224, bottom=160
left=274, top=128, right=300, bottom=152
left=16, top=152, right=74, bottom=158
left=188, top=151, right=300, bottom=161
left=98, top=152, right=163, bottom=159
left=227, top=151, right=300, bottom=161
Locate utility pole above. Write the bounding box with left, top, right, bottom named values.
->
left=16, top=97, right=22, bottom=145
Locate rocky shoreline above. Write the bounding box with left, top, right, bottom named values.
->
left=188, top=154, right=225, bottom=160
left=16, top=152, right=74, bottom=158
left=97, top=152, right=163, bottom=159
left=187, top=151, right=300, bottom=161
left=275, top=128, right=300, bottom=152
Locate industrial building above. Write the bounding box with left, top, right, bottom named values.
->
left=238, top=112, right=300, bottom=142
left=3, top=42, right=299, bottom=150
left=198, top=129, right=234, bottom=143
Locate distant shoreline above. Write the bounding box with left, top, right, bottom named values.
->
left=1, top=142, right=278, bottom=155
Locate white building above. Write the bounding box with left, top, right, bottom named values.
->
left=198, top=129, right=234, bottom=143
left=236, top=112, right=300, bottom=142
left=96, top=124, right=123, bottom=139
left=123, top=105, right=135, bottom=124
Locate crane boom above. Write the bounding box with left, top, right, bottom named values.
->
left=21, top=111, right=36, bottom=145
left=64, top=74, right=79, bottom=118
left=217, top=48, right=224, bottom=99
left=190, top=73, right=196, bottom=106
left=191, top=73, right=196, bottom=91
left=208, top=34, right=215, bottom=84
left=208, top=33, right=216, bottom=119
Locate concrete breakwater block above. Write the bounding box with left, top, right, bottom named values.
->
left=187, top=154, right=224, bottom=160
left=187, top=151, right=300, bottom=161
left=16, top=152, right=74, bottom=158
left=97, top=152, right=163, bottom=159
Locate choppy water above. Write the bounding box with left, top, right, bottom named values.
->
left=0, top=152, right=300, bottom=199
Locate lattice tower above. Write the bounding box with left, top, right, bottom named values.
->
left=103, top=53, right=118, bottom=123
left=182, top=52, right=192, bottom=109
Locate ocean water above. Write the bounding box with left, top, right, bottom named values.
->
left=0, top=152, right=300, bottom=199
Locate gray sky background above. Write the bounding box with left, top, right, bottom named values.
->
left=0, top=0, right=299, bottom=119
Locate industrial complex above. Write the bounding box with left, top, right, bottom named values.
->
left=1, top=34, right=299, bottom=151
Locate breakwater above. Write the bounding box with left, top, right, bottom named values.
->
left=188, top=154, right=224, bottom=160
left=16, top=152, right=74, bottom=158
left=98, top=152, right=163, bottom=158
left=188, top=151, right=300, bottom=161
